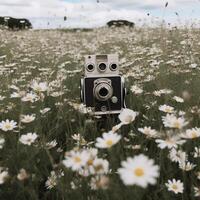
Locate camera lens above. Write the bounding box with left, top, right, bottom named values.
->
left=98, top=63, right=107, bottom=72
left=110, top=63, right=117, bottom=71
left=99, top=87, right=109, bottom=97
left=87, top=64, right=94, bottom=72
left=93, top=79, right=113, bottom=101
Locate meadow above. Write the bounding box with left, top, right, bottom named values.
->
left=0, top=25, right=200, bottom=200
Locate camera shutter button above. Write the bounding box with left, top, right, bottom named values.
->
left=111, top=96, right=118, bottom=103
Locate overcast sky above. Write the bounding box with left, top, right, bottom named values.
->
left=0, top=0, right=200, bottom=29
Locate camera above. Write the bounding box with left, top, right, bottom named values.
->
left=80, top=54, right=126, bottom=115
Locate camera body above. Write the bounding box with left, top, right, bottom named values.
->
left=80, top=54, right=126, bottom=115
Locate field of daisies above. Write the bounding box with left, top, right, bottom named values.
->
left=0, top=25, right=200, bottom=200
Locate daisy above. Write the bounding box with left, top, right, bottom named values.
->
left=173, top=96, right=184, bottom=103
left=86, top=148, right=98, bottom=166
left=0, top=169, right=9, bottom=184
left=179, top=161, right=196, bottom=171
left=194, top=147, right=200, bottom=158
left=181, top=128, right=200, bottom=139
left=19, top=132, right=38, bottom=145
left=130, top=85, right=143, bottom=94
left=45, top=171, right=58, bottom=189
left=90, top=175, right=109, bottom=190
left=89, top=158, right=109, bottom=175
left=118, top=154, right=159, bottom=188
left=160, top=89, right=173, bottom=94
left=118, top=108, right=138, bottom=125
left=31, top=81, right=48, bottom=92
left=165, top=179, right=184, bottom=194
left=0, top=138, right=5, bottom=149
left=194, top=187, right=200, bottom=197
left=159, top=104, right=174, bottom=113
left=11, top=92, right=22, bottom=98
left=0, top=119, right=17, bottom=132
left=155, top=136, right=185, bottom=149
left=46, top=140, right=57, bottom=149
left=17, top=168, right=29, bottom=181
left=138, top=126, right=158, bottom=138
left=21, top=92, right=39, bottom=103
left=162, top=114, right=188, bottom=129
left=21, top=114, right=36, bottom=123
left=63, top=150, right=90, bottom=171
left=95, top=131, right=121, bottom=149
left=169, top=148, right=187, bottom=163
left=40, top=107, right=51, bottom=114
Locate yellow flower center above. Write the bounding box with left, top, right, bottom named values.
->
left=165, top=108, right=172, bottom=113
left=134, top=167, right=144, bottom=177
left=95, top=164, right=103, bottom=172
left=191, top=131, right=197, bottom=138
left=5, top=124, right=11, bottom=129
left=74, top=156, right=81, bottom=163
left=106, top=140, right=113, bottom=147
left=87, top=159, right=93, bottom=166
left=172, top=184, right=178, bottom=190
left=174, top=121, right=181, bottom=129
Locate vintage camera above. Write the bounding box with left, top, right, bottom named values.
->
left=80, top=54, right=126, bottom=115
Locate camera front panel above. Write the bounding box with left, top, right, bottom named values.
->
left=83, top=76, right=123, bottom=113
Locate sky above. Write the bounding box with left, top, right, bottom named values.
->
left=0, top=0, right=200, bottom=29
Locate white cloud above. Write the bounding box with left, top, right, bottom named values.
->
left=0, top=0, right=199, bottom=28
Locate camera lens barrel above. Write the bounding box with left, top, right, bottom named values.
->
left=93, top=79, right=113, bottom=101
left=110, top=63, right=117, bottom=71
left=98, top=63, right=107, bottom=72
left=86, top=64, right=95, bottom=72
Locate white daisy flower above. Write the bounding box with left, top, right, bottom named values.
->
left=46, top=140, right=57, bottom=149
left=0, top=169, right=9, bottom=184
left=153, top=90, right=162, bottom=96
left=130, top=85, right=143, bottom=94
left=160, top=89, right=173, bottom=94
left=179, top=161, right=196, bottom=171
left=181, top=128, right=200, bottom=139
left=89, top=158, right=109, bottom=175
left=21, top=92, right=39, bottom=103
left=118, top=154, right=159, bottom=188
left=118, top=108, right=138, bottom=125
left=165, top=179, right=184, bottom=194
left=21, top=114, right=36, bottom=123
left=197, top=172, right=200, bottom=180
left=194, top=187, right=200, bottom=197
left=40, top=107, right=51, bottom=114
left=159, top=104, right=174, bottom=113
left=162, top=114, right=188, bottom=129
left=138, top=126, right=158, bottom=138
left=194, top=147, right=200, bottom=158
left=95, top=131, right=121, bottom=149
left=63, top=150, right=90, bottom=171
left=0, top=138, right=5, bottom=149
left=17, top=168, right=29, bottom=181
left=90, top=175, right=109, bottom=190
left=19, top=132, right=38, bottom=146
left=155, top=136, right=185, bottom=149
left=45, top=171, right=57, bottom=189
left=173, top=96, right=184, bottom=103
left=0, top=119, right=17, bottom=132
left=11, top=91, right=22, bottom=98
left=31, top=81, right=48, bottom=92
left=169, top=148, right=187, bottom=163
